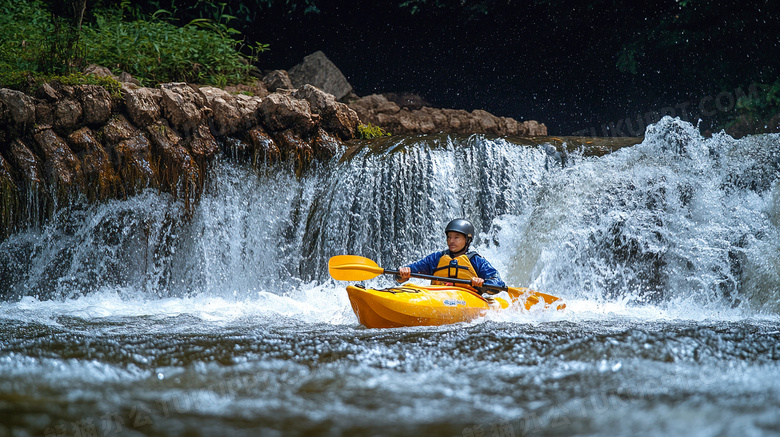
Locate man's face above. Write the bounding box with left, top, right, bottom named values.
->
left=446, top=232, right=468, bottom=254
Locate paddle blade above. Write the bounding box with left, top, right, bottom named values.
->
left=328, top=255, right=385, bottom=281
left=507, top=287, right=566, bottom=311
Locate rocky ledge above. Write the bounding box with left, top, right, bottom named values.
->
left=348, top=94, right=546, bottom=136
left=0, top=79, right=359, bottom=239
left=0, top=51, right=548, bottom=239
left=263, top=51, right=547, bottom=137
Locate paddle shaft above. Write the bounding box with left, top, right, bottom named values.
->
left=383, top=268, right=506, bottom=294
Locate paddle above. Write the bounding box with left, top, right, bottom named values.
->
left=328, top=255, right=564, bottom=308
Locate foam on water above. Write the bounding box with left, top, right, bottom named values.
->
left=1, top=117, right=778, bottom=324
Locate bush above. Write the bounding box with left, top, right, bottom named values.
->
left=358, top=123, right=392, bottom=139
left=0, top=0, right=266, bottom=88
left=83, top=10, right=266, bottom=87
left=736, top=79, right=780, bottom=119
left=0, top=71, right=122, bottom=99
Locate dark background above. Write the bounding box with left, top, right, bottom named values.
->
left=200, top=1, right=780, bottom=135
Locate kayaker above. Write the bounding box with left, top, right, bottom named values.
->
left=396, top=218, right=506, bottom=294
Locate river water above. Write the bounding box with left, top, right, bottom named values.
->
left=1, top=117, right=779, bottom=436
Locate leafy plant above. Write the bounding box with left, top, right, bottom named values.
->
left=0, top=0, right=267, bottom=89
left=83, top=7, right=260, bottom=87
left=0, top=71, right=122, bottom=99
left=358, top=123, right=392, bottom=139
left=736, top=80, right=780, bottom=117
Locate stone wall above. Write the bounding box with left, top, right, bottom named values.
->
left=0, top=80, right=360, bottom=239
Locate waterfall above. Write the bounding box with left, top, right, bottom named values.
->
left=1, top=117, right=778, bottom=314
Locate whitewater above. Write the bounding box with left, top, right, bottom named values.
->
left=1, top=117, right=779, bottom=436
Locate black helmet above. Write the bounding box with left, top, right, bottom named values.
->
left=444, top=218, right=475, bottom=239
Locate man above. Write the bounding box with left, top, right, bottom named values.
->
left=396, top=218, right=506, bottom=294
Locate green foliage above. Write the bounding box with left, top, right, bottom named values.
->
left=736, top=79, right=780, bottom=118
left=0, top=0, right=267, bottom=89
left=0, top=70, right=122, bottom=99
left=0, top=0, right=55, bottom=73
left=83, top=2, right=269, bottom=87
left=616, top=43, right=640, bottom=75
left=358, top=123, right=392, bottom=139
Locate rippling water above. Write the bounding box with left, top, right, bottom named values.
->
left=1, top=117, right=779, bottom=436
left=2, top=294, right=779, bottom=436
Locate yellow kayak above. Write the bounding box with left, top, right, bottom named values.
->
left=346, top=283, right=562, bottom=329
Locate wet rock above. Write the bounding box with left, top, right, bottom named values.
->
left=76, top=85, right=112, bottom=126
left=101, top=114, right=135, bottom=144
left=0, top=152, right=18, bottom=238
left=101, top=115, right=158, bottom=194
left=35, top=102, right=55, bottom=129
left=273, top=129, right=313, bottom=173
left=53, top=98, right=82, bottom=133
left=32, top=129, right=84, bottom=204
left=262, top=70, right=294, bottom=92
left=293, top=84, right=359, bottom=140
left=312, top=127, right=341, bottom=160
left=84, top=64, right=118, bottom=80
left=221, top=136, right=253, bottom=163
left=145, top=121, right=200, bottom=205
left=472, top=110, right=500, bottom=134
left=259, top=92, right=316, bottom=134
left=123, top=84, right=162, bottom=127
left=118, top=71, right=141, bottom=86
left=66, top=127, right=122, bottom=201
left=523, top=120, right=547, bottom=136
left=233, top=93, right=262, bottom=129
left=199, top=86, right=240, bottom=136
left=288, top=51, right=354, bottom=101
left=348, top=93, right=547, bottom=136
left=36, top=83, right=60, bottom=102
left=160, top=83, right=206, bottom=134
left=0, top=89, right=36, bottom=134
left=6, top=139, right=44, bottom=190
left=183, top=125, right=219, bottom=174
left=246, top=126, right=280, bottom=167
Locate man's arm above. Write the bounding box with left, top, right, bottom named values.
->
left=397, top=251, right=443, bottom=282
left=472, top=256, right=506, bottom=288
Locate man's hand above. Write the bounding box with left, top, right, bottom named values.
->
left=470, top=277, right=485, bottom=288
left=396, top=266, right=411, bottom=283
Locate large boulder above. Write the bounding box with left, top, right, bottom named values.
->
left=0, top=151, right=17, bottom=238
left=53, top=98, right=82, bottom=133
left=262, top=70, right=294, bottom=92
left=4, top=139, right=47, bottom=227
left=245, top=126, right=280, bottom=167
left=259, top=92, right=316, bottom=134
left=123, top=84, right=162, bottom=127
left=293, top=84, right=359, bottom=140
left=288, top=51, right=354, bottom=101
left=347, top=94, right=548, bottom=136
left=233, top=93, right=262, bottom=129
left=183, top=124, right=220, bottom=172
left=145, top=121, right=201, bottom=204
left=199, top=86, right=240, bottom=136
left=0, top=88, right=36, bottom=134
left=32, top=129, right=85, bottom=203
left=100, top=115, right=158, bottom=194
left=159, top=83, right=207, bottom=134
left=66, top=127, right=122, bottom=201
left=76, top=85, right=113, bottom=126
